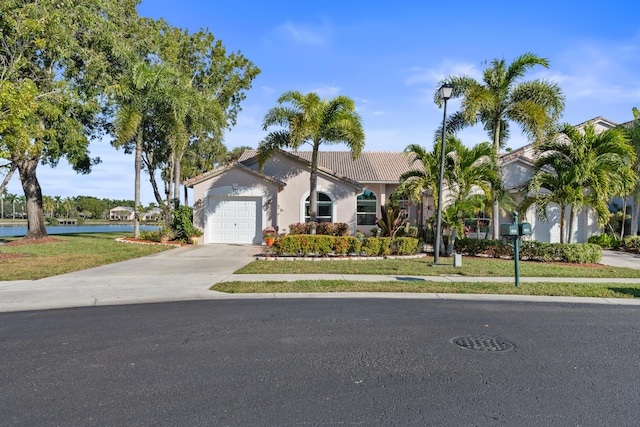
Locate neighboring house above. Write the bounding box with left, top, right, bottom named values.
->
left=142, top=207, right=163, bottom=221
left=185, top=116, right=638, bottom=245
left=109, top=206, right=134, bottom=221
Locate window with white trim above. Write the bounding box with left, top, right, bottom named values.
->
left=305, top=192, right=333, bottom=223
left=357, top=190, right=377, bottom=225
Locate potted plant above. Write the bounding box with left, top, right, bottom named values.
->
left=187, top=226, right=203, bottom=245
left=263, top=226, right=277, bottom=246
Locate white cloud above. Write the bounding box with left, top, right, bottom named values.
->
left=404, top=61, right=482, bottom=87
left=276, top=20, right=330, bottom=46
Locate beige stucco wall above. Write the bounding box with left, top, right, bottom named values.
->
left=191, top=167, right=279, bottom=243
left=238, top=155, right=361, bottom=235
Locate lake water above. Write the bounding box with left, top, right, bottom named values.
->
left=0, top=224, right=160, bottom=238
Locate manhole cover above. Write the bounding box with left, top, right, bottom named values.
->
left=452, top=335, right=514, bottom=352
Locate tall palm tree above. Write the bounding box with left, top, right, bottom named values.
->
left=111, top=60, right=178, bottom=237
left=258, top=91, right=365, bottom=232
left=436, top=52, right=565, bottom=238
left=522, top=123, right=636, bottom=243
left=620, top=107, right=640, bottom=236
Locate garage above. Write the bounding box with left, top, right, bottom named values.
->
left=206, top=196, right=262, bottom=244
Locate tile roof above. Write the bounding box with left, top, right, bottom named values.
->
left=239, top=150, right=416, bottom=183
left=184, top=161, right=286, bottom=188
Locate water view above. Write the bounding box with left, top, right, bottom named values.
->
left=0, top=224, right=160, bottom=238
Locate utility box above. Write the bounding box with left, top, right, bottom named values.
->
left=518, top=222, right=532, bottom=236
left=500, top=223, right=519, bottom=236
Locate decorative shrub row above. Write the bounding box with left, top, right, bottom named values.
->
left=288, top=222, right=350, bottom=236
left=271, top=235, right=419, bottom=257
left=623, top=236, right=640, bottom=253
left=454, top=237, right=602, bottom=263
left=454, top=238, right=512, bottom=258
left=520, top=241, right=602, bottom=263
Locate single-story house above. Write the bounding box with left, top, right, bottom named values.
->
left=109, top=206, right=134, bottom=221
left=185, top=149, right=417, bottom=244
left=185, top=116, right=638, bottom=245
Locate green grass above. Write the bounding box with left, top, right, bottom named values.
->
left=236, top=256, right=640, bottom=278
left=212, top=280, right=640, bottom=299
left=0, top=233, right=172, bottom=280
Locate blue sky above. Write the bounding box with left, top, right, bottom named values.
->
left=5, top=0, right=640, bottom=205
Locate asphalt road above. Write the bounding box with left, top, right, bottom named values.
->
left=2, top=299, right=640, bottom=426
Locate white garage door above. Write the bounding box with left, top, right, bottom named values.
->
left=206, top=197, right=261, bottom=244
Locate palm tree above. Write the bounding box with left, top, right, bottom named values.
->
left=522, top=123, right=636, bottom=243
left=620, top=107, right=640, bottom=236
left=436, top=52, right=565, bottom=238
left=440, top=138, right=501, bottom=253
left=111, top=60, right=178, bottom=237
left=258, top=91, right=365, bottom=232
left=397, top=142, right=441, bottom=238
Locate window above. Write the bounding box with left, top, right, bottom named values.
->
left=305, top=192, right=333, bottom=223
left=357, top=190, right=377, bottom=225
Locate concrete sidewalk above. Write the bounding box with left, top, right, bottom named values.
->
left=1, top=246, right=639, bottom=313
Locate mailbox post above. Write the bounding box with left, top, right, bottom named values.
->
left=500, top=211, right=531, bottom=287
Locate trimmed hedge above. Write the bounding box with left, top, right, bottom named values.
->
left=454, top=238, right=511, bottom=258
left=271, top=235, right=418, bottom=257
left=587, top=234, right=621, bottom=249
left=520, top=241, right=602, bottom=263
left=454, top=238, right=602, bottom=263
left=287, top=222, right=350, bottom=236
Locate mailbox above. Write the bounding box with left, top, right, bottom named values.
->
left=500, top=223, right=519, bottom=236
left=518, top=222, right=532, bottom=236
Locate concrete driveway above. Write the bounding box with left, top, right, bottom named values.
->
left=600, top=249, right=640, bottom=269
left=0, top=244, right=260, bottom=312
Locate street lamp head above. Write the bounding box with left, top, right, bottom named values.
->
left=439, top=83, right=454, bottom=100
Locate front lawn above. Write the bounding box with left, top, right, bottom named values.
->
left=0, top=233, right=172, bottom=280
left=212, top=280, right=640, bottom=299
left=236, top=255, right=640, bottom=278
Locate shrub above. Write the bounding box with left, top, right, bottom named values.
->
left=361, top=237, right=382, bottom=256
left=289, top=222, right=350, bottom=236
left=139, top=230, right=161, bottom=242
left=623, top=236, right=640, bottom=253
left=454, top=238, right=511, bottom=258
left=171, top=205, right=201, bottom=243
left=520, top=241, right=601, bottom=263
left=588, top=233, right=620, bottom=249
left=392, top=237, right=419, bottom=255
left=333, top=236, right=361, bottom=255
left=45, top=217, right=58, bottom=225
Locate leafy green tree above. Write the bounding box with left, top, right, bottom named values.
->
left=437, top=52, right=565, bottom=238
left=0, top=0, right=139, bottom=239
left=258, top=91, right=365, bottom=232
left=522, top=123, right=636, bottom=243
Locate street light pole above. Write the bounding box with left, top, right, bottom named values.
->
left=434, top=83, right=453, bottom=264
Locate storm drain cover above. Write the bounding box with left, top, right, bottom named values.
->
left=452, top=335, right=514, bottom=352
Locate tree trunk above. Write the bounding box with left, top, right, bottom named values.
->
left=447, top=228, right=456, bottom=256
left=631, top=190, right=639, bottom=237
left=560, top=206, right=566, bottom=244
left=491, top=119, right=501, bottom=240
left=134, top=130, right=142, bottom=238
left=16, top=158, right=47, bottom=239
left=0, top=162, right=17, bottom=195
left=620, top=198, right=627, bottom=240
left=309, top=141, right=320, bottom=234
left=174, top=155, right=181, bottom=206
left=568, top=205, right=577, bottom=244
